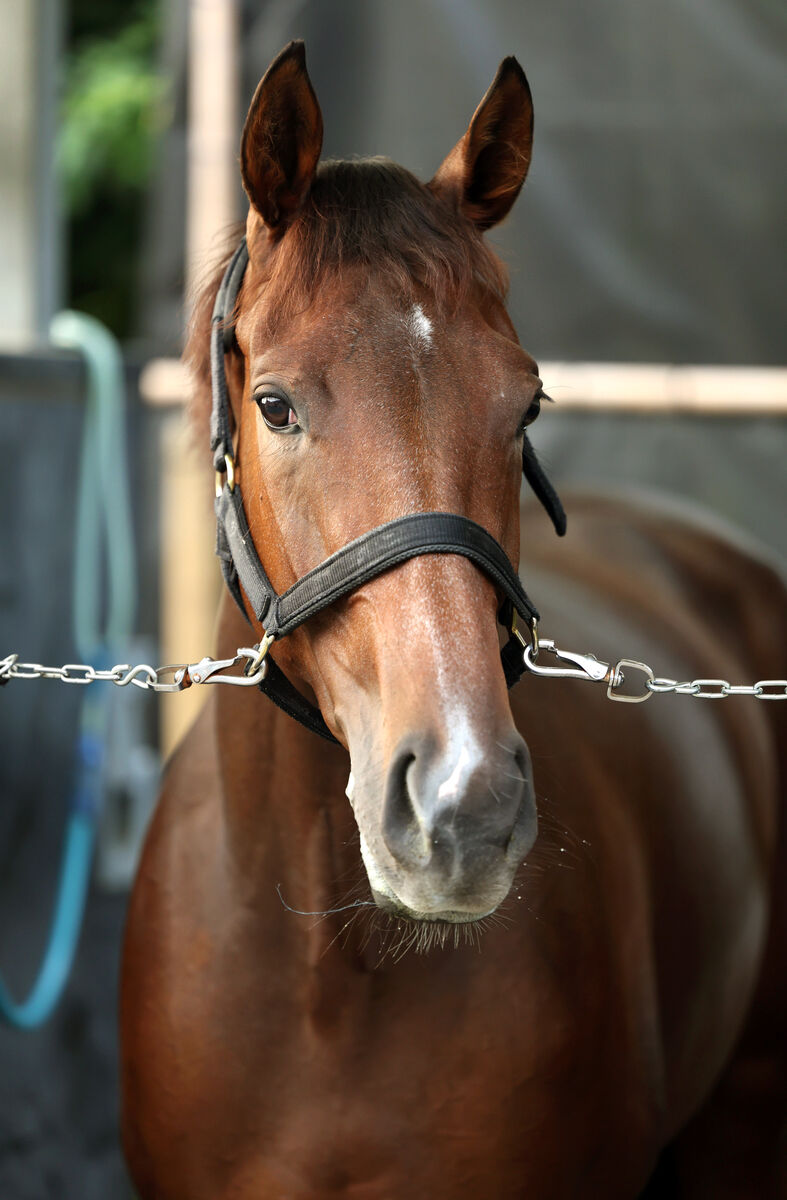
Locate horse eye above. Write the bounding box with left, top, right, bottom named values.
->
left=520, top=392, right=543, bottom=429
left=256, top=395, right=299, bottom=431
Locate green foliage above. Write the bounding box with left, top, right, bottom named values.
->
left=59, top=2, right=165, bottom=336
left=59, top=12, right=166, bottom=216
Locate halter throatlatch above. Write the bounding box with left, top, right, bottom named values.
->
left=211, top=238, right=566, bottom=742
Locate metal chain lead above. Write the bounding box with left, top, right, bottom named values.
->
left=645, top=676, right=787, bottom=700
left=512, top=618, right=787, bottom=702
left=2, top=630, right=785, bottom=702
left=0, top=647, right=269, bottom=693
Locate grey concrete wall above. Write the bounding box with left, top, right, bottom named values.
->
left=0, top=0, right=62, bottom=344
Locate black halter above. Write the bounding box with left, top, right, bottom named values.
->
left=212, top=238, right=566, bottom=742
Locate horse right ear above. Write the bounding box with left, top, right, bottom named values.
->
left=240, top=40, right=323, bottom=234
left=429, top=56, right=533, bottom=231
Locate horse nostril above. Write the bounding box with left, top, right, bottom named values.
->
left=510, top=738, right=531, bottom=799
left=381, top=733, right=535, bottom=873
left=382, top=751, right=429, bottom=870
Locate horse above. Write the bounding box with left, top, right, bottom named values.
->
left=120, top=41, right=787, bottom=1199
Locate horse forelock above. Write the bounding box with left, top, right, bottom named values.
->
left=253, top=158, right=510, bottom=324
left=185, top=158, right=509, bottom=444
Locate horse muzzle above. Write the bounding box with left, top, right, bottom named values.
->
left=349, top=729, right=537, bottom=922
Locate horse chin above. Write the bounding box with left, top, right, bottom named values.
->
left=372, top=891, right=498, bottom=925
left=359, top=833, right=504, bottom=925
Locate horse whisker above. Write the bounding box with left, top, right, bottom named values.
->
left=275, top=882, right=376, bottom=918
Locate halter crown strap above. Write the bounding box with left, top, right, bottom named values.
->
left=210, top=239, right=249, bottom=472
left=210, top=237, right=566, bottom=740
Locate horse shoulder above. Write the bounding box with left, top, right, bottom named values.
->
left=517, top=489, right=786, bottom=1131
left=524, top=488, right=786, bottom=665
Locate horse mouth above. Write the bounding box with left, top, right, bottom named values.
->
left=359, top=833, right=504, bottom=924
left=372, top=891, right=499, bottom=924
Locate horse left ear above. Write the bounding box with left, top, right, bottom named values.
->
left=429, top=57, right=533, bottom=231
left=240, top=40, right=323, bottom=234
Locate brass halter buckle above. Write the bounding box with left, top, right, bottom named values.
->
left=510, top=611, right=539, bottom=657
left=215, top=453, right=236, bottom=498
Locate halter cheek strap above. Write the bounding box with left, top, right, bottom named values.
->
left=211, top=238, right=566, bottom=742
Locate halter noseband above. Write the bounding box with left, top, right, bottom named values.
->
left=211, top=238, right=566, bottom=742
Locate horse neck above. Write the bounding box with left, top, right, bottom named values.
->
left=212, top=596, right=356, bottom=933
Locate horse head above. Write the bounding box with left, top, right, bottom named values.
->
left=193, top=41, right=548, bottom=925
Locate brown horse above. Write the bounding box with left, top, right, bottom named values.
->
left=121, top=42, right=787, bottom=1199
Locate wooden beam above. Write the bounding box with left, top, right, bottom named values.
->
left=537, top=362, right=787, bottom=415
left=142, top=357, right=787, bottom=416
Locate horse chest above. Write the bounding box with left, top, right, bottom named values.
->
left=123, top=786, right=667, bottom=1198
left=182, top=932, right=660, bottom=1199
left=205, top=1030, right=646, bottom=1198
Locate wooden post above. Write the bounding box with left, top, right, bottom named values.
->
left=159, top=0, right=239, bottom=757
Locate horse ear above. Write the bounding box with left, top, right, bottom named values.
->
left=240, top=40, right=323, bottom=233
left=429, top=57, right=533, bottom=231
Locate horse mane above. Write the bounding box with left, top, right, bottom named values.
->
left=185, top=158, right=510, bottom=439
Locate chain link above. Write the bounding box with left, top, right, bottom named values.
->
left=647, top=675, right=787, bottom=700
left=517, top=626, right=787, bottom=702
left=2, top=638, right=785, bottom=702
left=0, top=648, right=269, bottom=693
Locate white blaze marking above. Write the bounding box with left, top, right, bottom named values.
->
left=437, top=744, right=471, bottom=801
left=408, top=304, right=433, bottom=349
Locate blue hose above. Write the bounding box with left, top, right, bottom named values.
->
left=0, top=688, right=105, bottom=1027
left=0, top=815, right=95, bottom=1030
left=0, top=313, right=135, bottom=1029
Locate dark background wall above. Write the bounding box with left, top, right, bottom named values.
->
left=0, top=1, right=784, bottom=1195
left=142, top=0, right=787, bottom=367
left=0, top=353, right=161, bottom=1198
